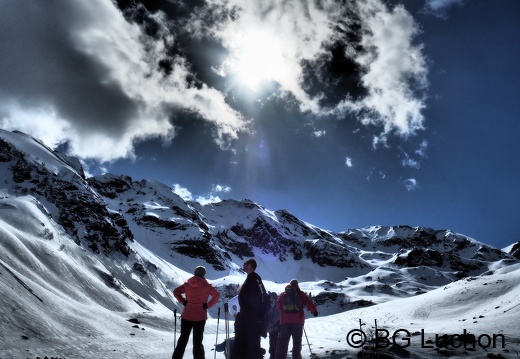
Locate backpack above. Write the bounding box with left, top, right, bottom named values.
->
left=282, top=285, right=301, bottom=313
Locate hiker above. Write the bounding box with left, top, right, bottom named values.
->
left=231, top=259, right=267, bottom=359
left=172, top=266, right=220, bottom=359
left=276, top=279, right=318, bottom=359
left=267, top=292, right=281, bottom=359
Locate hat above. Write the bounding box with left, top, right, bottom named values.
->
left=290, top=279, right=298, bottom=286
left=194, top=266, right=206, bottom=277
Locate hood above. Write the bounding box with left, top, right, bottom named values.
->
left=187, top=275, right=207, bottom=287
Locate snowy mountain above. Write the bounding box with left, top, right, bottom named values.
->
left=1, top=128, right=520, bottom=358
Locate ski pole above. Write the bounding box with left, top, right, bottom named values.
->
left=303, top=326, right=312, bottom=355
left=224, top=302, right=230, bottom=359
left=174, top=308, right=177, bottom=348
left=214, top=307, right=221, bottom=359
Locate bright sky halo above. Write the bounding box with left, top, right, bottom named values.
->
left=222, top=29, right=289, bottom=91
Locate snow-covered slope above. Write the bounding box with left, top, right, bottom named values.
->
left=1, top=128, right=520, bottom=358
left=2, top=192, right=520, bottom=358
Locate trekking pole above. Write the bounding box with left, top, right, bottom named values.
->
left=174, top=308, right=177, bottom=348
left=303, top=326, right=312, bottom=356
left=224, top=302, right=230, bottom=359
left=214, top=307, right=221, bottom=359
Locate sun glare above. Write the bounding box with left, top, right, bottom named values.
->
left=230, top=30, right=287, bottom=90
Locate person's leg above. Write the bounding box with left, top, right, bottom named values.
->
left=244, top=327, right=261, bottom=359
left=230, top=313, right=244, bottom=359
left=172, top=319, right=193, bottom=359
left=291, top=324, right=303, bottom=359
left=269, top=330, right=279, bottom=359
left=276, top=324, right=290, bottom=359
left=192, top=320, right=206, bottom=359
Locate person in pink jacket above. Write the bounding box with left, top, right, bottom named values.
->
left=172, top=266, right=220, bottom=359
left=276, top=279, right=317, bottom=359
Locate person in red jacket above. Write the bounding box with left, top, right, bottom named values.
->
left=172, top=266, right=220, bottom=359
left=276, top=279, right=317, bottom=359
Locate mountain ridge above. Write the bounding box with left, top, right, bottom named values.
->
left=1, top=128, right=519, bottom=308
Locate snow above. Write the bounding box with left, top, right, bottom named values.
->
left=1, top=129, right=520, bottom=358
left=1, top=194, right=520, bottom=359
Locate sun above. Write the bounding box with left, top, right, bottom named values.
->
left=227, top=30, right=288, bottom=90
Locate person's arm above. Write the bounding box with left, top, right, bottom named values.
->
left=206, top=284, right=221, bottom=308
left=173, top=284, right=187, bottom=304
left=302, top=292, right=317, bottom=316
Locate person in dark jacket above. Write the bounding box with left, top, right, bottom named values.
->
left=267, top=292, right=281, bottom=359
left=276, top=279, right=317, bottom=359
left=172, top=266, right=220, bottom=359
left=231, top=259, right=267, bottom=359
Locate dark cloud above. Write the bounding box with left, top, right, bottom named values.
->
left=0, top=0, right=428, bottom=161
left=0, top=0, right=247, bottom=161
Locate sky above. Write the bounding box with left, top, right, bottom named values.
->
left=1, top=0, right=519, bottom=249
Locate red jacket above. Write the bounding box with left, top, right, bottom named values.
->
left=276, top=285, right=317, bottom=325
left=174, top=276, right=220, bottom=321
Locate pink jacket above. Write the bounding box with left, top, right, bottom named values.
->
left=276, top=285, right=317, bottom=325
left=174, top=276, right=220, bottom=321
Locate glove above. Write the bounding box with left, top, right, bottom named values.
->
left=313, top=311, right=318, bottom=317
left=183, top=300, right=188, bottom=306
left=203, top=303, right=208, bottom=310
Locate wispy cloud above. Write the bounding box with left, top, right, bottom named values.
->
left=402, top=154, right=420, bottom=169
left=313, top=130, right=327, bottom=138
left=173, top=183, right=231, bottom=205
left=423, top=0, right=465, bottom=18
left=404, top=178, right=419, bottom=191
left=401, top=139, right=428, bottom=168
left=416, top=139, right=428, bottom=157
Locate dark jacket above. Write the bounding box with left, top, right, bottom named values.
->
left=238, top=271, right=266, bottom=321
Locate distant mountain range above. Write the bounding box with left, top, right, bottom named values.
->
left=1, top=128, right=519, bottom=312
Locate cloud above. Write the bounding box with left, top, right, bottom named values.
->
left=335, top=1, right=428, bottom=145
left=401, top=139, right=428, bottom=168
left=195, top=184, right=232, bottom=205
left=173, top=183, right=231, bottom=205
left=212, top=184, right=232, bottom=194
left=402, top=154, right=420, bottom=169
left=404, top=178, right=419, bottom=191
left=423, top=0, right=465, bottom=18
left=0, top=0, right=248, bottom=162
left=366, top=169, right=386, bottom=181
left=313, top=130, right=327, bottom=138
left=172, top=184, right=194, bottom=201
left=345, top=157, right=353, bottom=167
left=210, top=0, right=343, bottom=112
left=208, top=0, right=428, bottom=144
left=416, top=139, right=428, bottom=157
left=0, top=0, right=429, bottom=164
